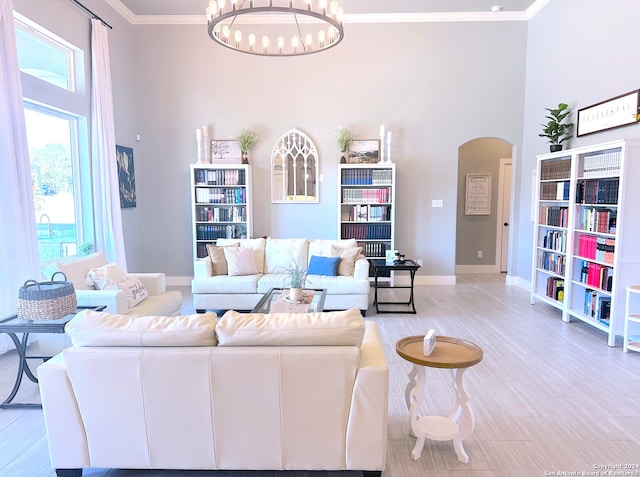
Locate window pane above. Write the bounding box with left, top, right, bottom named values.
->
left=24, top=108, right=79, bottom=261
left=15, top=25, right=71, bottom=90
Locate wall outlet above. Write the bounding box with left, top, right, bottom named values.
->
left=477, top=250, right=483, bottom=258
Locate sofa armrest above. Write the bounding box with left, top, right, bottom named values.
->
left=76, top=289, right=128, bottom=314
left=194, top=257, right=212, bottom=278
left=347, top=321, right=389, bottom=471
left=130, top=272, right=166, bottom=296
left=353, top=257, right=370, bottom=280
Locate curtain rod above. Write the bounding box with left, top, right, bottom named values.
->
left=70, top=0, right=113, bottom=29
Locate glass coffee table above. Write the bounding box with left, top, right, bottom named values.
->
left=252, top=287, right=327, bottom=313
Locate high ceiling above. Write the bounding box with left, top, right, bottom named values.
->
left=112, top=0, right=540, bottom=18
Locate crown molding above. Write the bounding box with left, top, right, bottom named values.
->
left=103, top=0, right=549, bottom=26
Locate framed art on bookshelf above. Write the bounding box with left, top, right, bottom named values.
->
left=348, top=140, right=380, bottom=164
left=211, top=140, right=242, bottom=164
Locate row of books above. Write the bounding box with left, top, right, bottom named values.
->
left=195, top=187, right=246, bottom=204
left=578, top=207, right=616, bottom=234
left=542, top=230, right=566, bottom=252
left=341, top=169, right=392, bottom=185
left=342, top=188, right=391, bottom=204
left=581, top=151, right=621, bottom=178
left=356, top=241, right=388, bottom=258
left=576, top=178, right=619, bottom=204
left=539, top=251, right=565, bottom=275
left=546, top=277, right=564, bottom=301
left=541, top=180, right=570, bottom=200
left=195, top=224, right=245, bottom=241
left=344, top=204, right=391, bottom=222
left=540, top=158, right=571, bottom=180
left=578, top=260, right=613, bottom=291
left=341, top=223, right=391, bottom=240
left=584, top=290, right=611, bottom=325
left=194, top=169, right=245, bottom=186
left=576, top=234, right=615, bottom=264
left=197, top=205, right=246, bottom=223
left=539, top=206, right=568, bottom=227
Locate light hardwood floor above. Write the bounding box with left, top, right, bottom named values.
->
left=2, top=274, right=640, bottom=477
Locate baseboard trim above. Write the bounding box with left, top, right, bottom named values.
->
left=166, top=276, right=193, bottom=286
left=455, top=264, right=500, bottom=273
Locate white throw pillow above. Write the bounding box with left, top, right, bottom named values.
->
left=117, top=276, right=149, bottom=308
left=85, top=263, right=128, bottom=290
left=223, top=247, right=258, bottom=276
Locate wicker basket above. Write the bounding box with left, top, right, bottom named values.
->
left=17, top=271, right=77, bottom=320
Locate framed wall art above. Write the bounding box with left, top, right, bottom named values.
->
left=577, top=90, right=640, bottom=137
left=116, top=145, right=136, bottom=208
left=211, top=140, right=242, bottom=163
left=465, top=173, right=492, bottom=216
left=348, top=139, right=380, bottom=164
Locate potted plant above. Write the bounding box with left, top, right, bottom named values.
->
left=283, top=260, right=306, bottom=301
left=539, top=103, right=573, bottom=152
left=234, top=128, right=258, bottom=164
left=336, top=127, right=356, bottom=164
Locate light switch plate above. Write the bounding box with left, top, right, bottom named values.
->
left=432, top=199, right=443, bottom=207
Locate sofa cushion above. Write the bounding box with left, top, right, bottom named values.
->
left=85, top=263, right=128, bottom=290
left=308, top=239, right=358, bottom=260
left=126, top=291, right=183, bottom=317
left=307, top=255, right=339, bottom=276
left=192, top=275, right=260, bottom=294
left=65, top=310, right=217, bottom=347
left=264, top=238, right=309, bottom=274
left=224, top=247, right=259, bottom=276
left=206, top=242, right=239, bottom=275
left=53, top=252, right=109, bottom=290
left=256, top=273, right=292, bottom=293
left=216, top=238, right=266, bottom=274
left=301, top=274, right=370, bottom=294
left=216, top=308, right=365, bottom=346
left=330, top=245, right=363, bottom=276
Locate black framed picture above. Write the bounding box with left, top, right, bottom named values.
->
left=116, top=145, right=137, bottom=208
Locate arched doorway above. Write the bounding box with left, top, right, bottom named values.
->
left=455, top=137, right=514, bottom=274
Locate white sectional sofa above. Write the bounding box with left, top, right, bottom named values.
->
left=191, top=237, right=371, bottom=314
left=38, top=308, right=388, bottom=477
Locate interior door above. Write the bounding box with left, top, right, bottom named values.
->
left=499, top=161, right=512, bottom=272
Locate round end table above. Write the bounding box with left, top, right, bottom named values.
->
left=396, top=335, right=483, bottom=463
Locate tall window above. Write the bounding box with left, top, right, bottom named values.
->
left=15, top=14, right=92, bottom=264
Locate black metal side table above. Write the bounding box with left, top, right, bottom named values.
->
left=369, top=259, right=421, bottom=314
left=0, top=305, right=105, bottom=409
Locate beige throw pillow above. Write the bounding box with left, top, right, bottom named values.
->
left=206, top=242, right=239, bottom=276
left=117, top=276, right=149, bottom=308
left=223, top=246, right=259, bottom=276
left=330, top=245, right=363, bottom=276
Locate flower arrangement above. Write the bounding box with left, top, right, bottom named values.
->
left=336, top=127, right=356, bottom=152
left=283, top=260, right=306, bottom=289
left=234, top=128, right=258, bottom=154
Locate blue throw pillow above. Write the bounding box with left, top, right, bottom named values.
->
left=307, top=255, right=340, bottom=276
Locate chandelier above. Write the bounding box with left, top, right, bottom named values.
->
left=205, top=0, right=344, bottom=57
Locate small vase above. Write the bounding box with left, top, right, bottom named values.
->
left=550, top=144, right=563, bottom=153
left=340, top=152, right=347, bottom=164
left=242, top=152, right=249, bottom=164
left=289, top=287, right=304, bottom=301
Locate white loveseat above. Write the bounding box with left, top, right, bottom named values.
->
left=191, top=237, right=371, bottom=314
left=38, top=308, right=388, bottom=477
left=51, top=252, right=183, bottom=317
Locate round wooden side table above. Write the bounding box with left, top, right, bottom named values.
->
left=396, top=335, right=483, bottom=463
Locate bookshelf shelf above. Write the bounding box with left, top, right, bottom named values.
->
left=623, top=286, right=640, bottom=352
left=190, top=164, right=253, bottom=262
left=531, top=140, right=640, bottom=347
left=338, top=163, right=396, bottom=279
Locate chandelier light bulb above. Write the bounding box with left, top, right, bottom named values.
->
left=306, top=0, right=312, bottom=10
left=305, top=33, right=313, bottom=50
left=319, top=0, right=327, bottom=14
left=337, top=7, right=343, bottom=23
left=277, top=35, right=285, bottom=54
left=330, top=0, right=338, bottom=17
left=248, top=33, right=256, bottom=51
left=231, top=0, right=238, bottom=10
left=218, top=0, right=225, bottom=14
left=234, top=29, right=242, bottom=47
left=328, top=26, right=336, bottom=42
left=222, top=25, right=230, bottom=42
left=262, top=35, right=269, bottom=53
left=318, top=29, right=326, bottom=47
left=205, top=6, right=212, bottom=20
left=292, top=35, right=299, bottom=53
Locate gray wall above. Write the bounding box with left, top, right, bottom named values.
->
left=514, top=0, right=640, bottom=285
left=456, top=138, right=513, bottom=266
left=127, top=20, right=527, bottom=278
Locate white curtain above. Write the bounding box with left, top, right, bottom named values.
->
left=0, top=0, right=41, bottom=352
left=90, top=18, right=127, bottom=269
